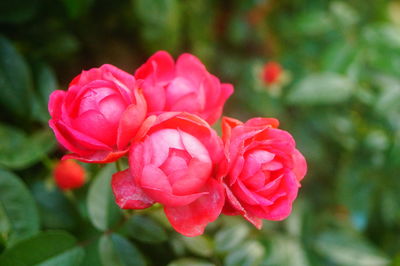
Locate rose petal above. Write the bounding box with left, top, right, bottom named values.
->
left=292, top=149, right=307, bottom=182
left=140, top=165, right=206, bottom=207
left=59, top=120, right=112, bottom=151
left=63, top=149, right=127, bottom=163
left=176, top=53, right=207, bottom=86
left=171, top=158, right=212, bottom=196
left=244, top=117, right=279, bottom=129
left=49, top=120, right=91, bottom=156
left=164, top=179, right=224, bottom=237
left=116, top=89, right=147, bottom=149
left=48, top=90, right=66, bottom=118
left=72, top=110, right=116, bottom=146
left=112, top=169, right=154, bottom=209
left=135, top=50, right=175, bottom=82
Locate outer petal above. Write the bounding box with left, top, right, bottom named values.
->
left=164, top=179, right=225, bottom=237
left=223, top=185, right=263, bottom=229
left=48, top=90, right=66, bottom=118
left=63, top=149, right=128, bottom=163
left=49, top=120, right=91, bottom=156
left=203, top=83, right=234, bottom=125
left=292, top=149, right=307, bottom=182
left=111, top=169, right=154, bottom=209
left=116, top=89, right=147, bottom=149
left=244, top=117, right=280, bottom=129
left=135, top=51, right=175, bottom=82
left=175, top=53, right=207, bottom=85
left=222, top=116, right=243, bottom=143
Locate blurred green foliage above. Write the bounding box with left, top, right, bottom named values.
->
left=1, top=0, right=400, bottom=265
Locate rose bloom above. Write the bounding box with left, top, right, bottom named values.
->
left=262, top=61, right=282, bottom=85
left=112, top=112, right=225, bottom=236
left=54, top=159, right=86, bottom=190
left=48, top=64, right=146, bottom=163
left=219, top=117, right=307, bottom=228
left=135, top=51, right=233, bottom=125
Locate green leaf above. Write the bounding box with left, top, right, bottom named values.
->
left=80, top=238, right=102, bottom=266
left=181, top=235, right=213, bottom=257
left=0, top=125, right=56, bottom=169
left=133, top=0, right=181, bottom=53
left=264, top=235, right=310, bottom=266
left=87, top=164, right=122, bottom=231
left=0, top=203, right=10, bottom=241
left=126, top=215, right=167, bottom=243
left=295, top=10, right=334, bottom=36
left=31, top=62, right=58, bottom=123
left=168, top=258, right=214, bottom=266
left=330, top=1, right=359, bottom=27
left=375, top=86, right=400, bottom=130
left=31, top=182, right=79, bottom=230
left=0, top=231, right=84, bottom=266
left=99, top=234, right=146, bottom=266
left=287, top=73, right=355, bottom=105
left=0, top=169, right=39, bottom=246
left=314, top=231, right=389, bottom=266
left=215, top=223, right=249, bottom=253
left=224, top=241, right=265, bottom=266
left=337, top=159, right=375, bottom=230
left=0, top=36, right=33, bottom=119
left=34, top=62, right=57, bottom=107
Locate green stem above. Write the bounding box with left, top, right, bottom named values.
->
left=115, top=160, right=122, bottom=172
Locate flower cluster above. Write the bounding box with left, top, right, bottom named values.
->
left=48, top=51, right=306, bottom=237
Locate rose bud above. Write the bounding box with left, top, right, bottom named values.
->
left=112, top=112, right=225, bottom=237
left=135, top=51, right=233, bottom=125
left=262, top=61, right=282, bottom=85
left=219, top=117, right=307, bottom=228
left=54, top=159, right=86, bottom=190
left=48, top=64, right=147, bottom=163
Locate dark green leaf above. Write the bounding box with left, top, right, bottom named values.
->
left=31, top=182, right=79, bottom=230
left=0, top=36, right=33, bottom=118
left=99, top=233, right=146, bottom=266
left=0, top=125, right=56, bottom=169
left=87, top=164, right=122, bottom=231
left=0, top=169, right=39, bottom=246
left=126, top=215, right=167, bottom=243
left=31, top=62, right=58, bottom=123
left=0, top=231, right=84, bottom=266
left=80, top=238, right=102, bottom=266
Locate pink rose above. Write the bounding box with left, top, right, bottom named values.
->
left=135, top=51, right=233, bottom=125
left=112, top=112, right=225, bottom=236
left=219, top=117, right=307, bottom=228
left=48, top=64, right=147, bottom=163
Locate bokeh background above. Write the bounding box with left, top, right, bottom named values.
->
left=1, top=0, right=400, bottom=265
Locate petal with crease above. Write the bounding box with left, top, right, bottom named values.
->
left=164, top=179, right=224, bottom=237
left=112, top=170, right=154, bottom=209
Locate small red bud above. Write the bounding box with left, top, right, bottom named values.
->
left=262, top=62, right=282, bottom=85
left=54, top=159, right=86, bottom=190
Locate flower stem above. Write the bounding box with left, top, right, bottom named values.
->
left=115, top=160, right=122, bottom=172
